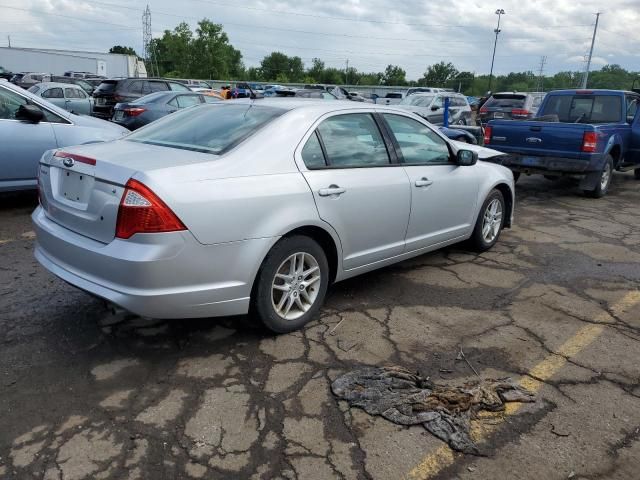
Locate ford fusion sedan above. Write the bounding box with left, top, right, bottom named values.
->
left=0, top=80, right=129, bottom=192
left=33, top=100, right=514, bottom=333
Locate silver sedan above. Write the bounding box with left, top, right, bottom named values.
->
left=33, top=100, right=515, bottom=333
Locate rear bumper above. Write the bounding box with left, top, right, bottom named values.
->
left=496, top=154, right=598, bottom=175
left=32, top=207, right=276, bottom=319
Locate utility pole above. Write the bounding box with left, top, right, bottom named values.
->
left=488, top=8, right=505, bottom=93
left=536, top=56, right=547, bottom=92
left=345, top=59, right=349, bottom=85
left=581, top=12, right=601, bottom=89
left=142, top=5, right=153, bottom=77
left=7, top=35, right=10, bottom=48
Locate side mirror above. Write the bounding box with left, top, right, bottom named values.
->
left=15, top=104, right=45, bottom=123
left=457, top=149, right=478, bottom=166
left=431, top=105, right=439, bottom=111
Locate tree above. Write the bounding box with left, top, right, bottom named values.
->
left=382, top=65, right=406, bottom=86
left=109, top=45, right=137, bottom=56
left=420, top=62, right=459, bottom=87
left=259, top=52, right=305, bottom=82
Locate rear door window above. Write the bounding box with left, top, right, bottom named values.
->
left=316, top=113, right=390, bottom=168
left=149, top=81, right=169, bottom=92
left=301, top=132, right=327, bottom=169
left=176, top=95, right=202, bottom=108
left=168, top=82, right=191, bottom=92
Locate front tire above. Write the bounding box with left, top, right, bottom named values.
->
left=469, top=189, right=506, bottom=252
left=252, top=236, right=329, bottom=333
left=634, top=168, right=640, bottom=180
left=584, top=155, right=613, bottom=198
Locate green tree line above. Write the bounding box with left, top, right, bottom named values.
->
left=131, top=18, right=640, bottom=94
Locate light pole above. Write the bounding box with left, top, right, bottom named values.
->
left=488, top=8, right=505, bottom=93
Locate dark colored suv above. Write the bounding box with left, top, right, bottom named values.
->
left=92, top=78, right=191, bottom=119
left=478, top=92, right=546, bottom=122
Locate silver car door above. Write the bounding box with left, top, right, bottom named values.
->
left=64, top=87, right=90, bottom=115
left=0, top=86, right=57, bottom=189
left=299, top=112, right=411, bottom=270
left=41, top=87, right=66, bottom=110
left=381, top=113, right=479, bottom=252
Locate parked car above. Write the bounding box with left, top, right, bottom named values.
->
left=0, top=80, right=128, bottom=192
left=49, top=76, right=96, bottom=96
left=11, top=72, right=52, bottom=89
left=263, top=85, right=285, bottom=97
left=0, top=66, right=13, bottom=80
left=347, top=92, right=372, bottom=103
left=191, top=88, right=225, bottom=100
left=176, top=79, right=210, bottom=89
left=374, top=92, right=405, bottom=105
left=397, top=92, right=472, bottom=126
left=64, top=71, right=105, bottom=80
left=32, top=100, right=513, bottom=333
left=478, top=92, right=546, bottom=122
left=406, top=87, right=443, bottom=96
left=28, top=82, right=92, bottom=115
left=92, top=78, right=192, bottom=119
left=485, top=89, right=640, bottom=197
left=440, top=126, right=478, bottom=144
left=111, top=91, right=220, bottom=130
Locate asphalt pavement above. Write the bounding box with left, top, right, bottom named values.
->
left=1, top=173, right=639, bottom=480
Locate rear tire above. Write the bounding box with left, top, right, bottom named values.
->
left=634, top=168, right=640, bottom=180
left=469, top=189, right=506, bottom=252
left=584, top=155, right=613, bottom=198
left=252, top=236, right=329, bottom=334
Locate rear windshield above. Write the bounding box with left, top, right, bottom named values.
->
left=126, top=104, right=286, bottom=155
left=95, top=81, right=117, bottom=93
left=544, top=95, right=622, bottom=123
left=485, top=95, right=526, bottom=109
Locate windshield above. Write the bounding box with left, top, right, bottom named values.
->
left=485, top=95, right=526, bottom=109
left=126, top=104, right=286, bottom=155
left=400, top=95, right=434, bottom=107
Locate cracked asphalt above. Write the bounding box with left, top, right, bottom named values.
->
left=1, top=173, right=640, bottom=480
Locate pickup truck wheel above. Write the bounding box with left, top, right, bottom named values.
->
left=584, top=155, right=613, bottom=198
left=469, top=189, right=505, bottom=252
left=634, top=168, right=640, bottom=180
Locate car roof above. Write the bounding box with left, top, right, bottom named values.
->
left=249, top=98, right=435, bottom=116
left=34, top=82, right=85, bottom=89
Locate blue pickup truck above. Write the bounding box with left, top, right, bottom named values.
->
left=485, top=89, right=640, bottom=197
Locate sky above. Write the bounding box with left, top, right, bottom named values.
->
left=0, top=0, right=638, bottom=80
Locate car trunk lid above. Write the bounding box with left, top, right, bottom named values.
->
left=38, top=140, right=212, bottom=243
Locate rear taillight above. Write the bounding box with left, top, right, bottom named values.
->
left=124, top=107, right=146, bottom=117
left=115, top=179, right=186, bottom=239
left=479, top=107, right=488, bottom=114
left=581, top=131, right=598, bottom=153
left=511, top=109, right=530, bottom=118
left=483, top=125, right=493, bottom=145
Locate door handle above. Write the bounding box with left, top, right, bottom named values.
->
left=318, top=185, right=346, bottom=197
left=415, top=178, right=433, bottom=187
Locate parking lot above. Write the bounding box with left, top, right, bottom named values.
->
left=1, top=172, right=639, bottom=480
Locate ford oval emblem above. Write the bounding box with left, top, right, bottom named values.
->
left=63, top=157, right=74, bottom=168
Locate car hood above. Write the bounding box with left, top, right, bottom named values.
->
left=449, top=140, right=504, bottom=160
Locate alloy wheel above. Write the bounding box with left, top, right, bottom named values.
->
left=271, top=252, right=321, bottom=321
left=482, top=198, right=503, bottom=244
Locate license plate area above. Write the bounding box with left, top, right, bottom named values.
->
left=493, top=112, right=504, bottom=119
left=114, top=110, right=124, bottom=121
left=55, top=168, right=95, bottom=206
left=521, top=156, right=539, bottom=166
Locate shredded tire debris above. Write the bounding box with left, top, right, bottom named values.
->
left=331, top=366, right=535, bottom=455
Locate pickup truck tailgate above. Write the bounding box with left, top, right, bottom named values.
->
left=488, top=120, right=588, bottom=159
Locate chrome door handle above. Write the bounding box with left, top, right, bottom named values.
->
left=318, top=185, right=346, bottom=197
left=415, top=178, right=433, bottom=187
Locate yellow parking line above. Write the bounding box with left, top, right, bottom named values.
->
left=407, top=291, right=640, bottom=480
